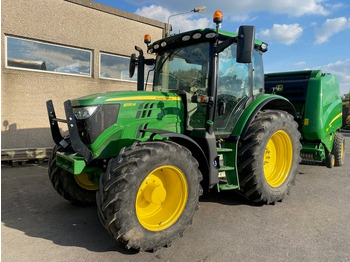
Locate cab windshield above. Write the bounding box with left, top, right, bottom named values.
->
left=153, top=43, right=209, bottom=94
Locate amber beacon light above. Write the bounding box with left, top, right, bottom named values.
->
left=144, top=34, right=151, bottom=44
left=213, top=10, right=223, bottom=24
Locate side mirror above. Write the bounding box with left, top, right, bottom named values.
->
left=129, top=53, right=137, bottom=78
left=236, top=26, right=255, bottom=63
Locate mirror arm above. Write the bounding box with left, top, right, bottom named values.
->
left=144, top=58, right=156, bottom=66
left=135, top=46, right=145, bottom=91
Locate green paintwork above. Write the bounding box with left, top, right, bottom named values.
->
left=56, top=152, right=86, bottom=174
left=303, top=72, right=341, bottom=152
left=73, top=91, right=184, bottom=158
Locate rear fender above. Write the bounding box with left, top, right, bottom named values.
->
left=232, top=94, right=296, bottom=137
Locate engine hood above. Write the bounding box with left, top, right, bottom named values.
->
left=70, top=91, right=181, bottom=107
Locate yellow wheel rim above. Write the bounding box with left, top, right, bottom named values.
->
left=264, top=130, right=293, bottom=188
left=74, top=173, right=99, bottom=191
left=136, top=166, right=188, bottom=231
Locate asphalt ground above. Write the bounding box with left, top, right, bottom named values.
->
left=2, top=133, right=350, bottom=262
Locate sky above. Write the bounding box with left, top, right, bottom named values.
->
left=94, top=0, right=350, bottom=95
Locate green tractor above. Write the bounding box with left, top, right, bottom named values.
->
left=46, top=11, right=344, bottom=251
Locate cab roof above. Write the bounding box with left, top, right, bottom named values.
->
left=148, top=28, right=266, bottom=54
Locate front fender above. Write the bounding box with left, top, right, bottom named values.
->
left=142, top=129, right=211, bottom=190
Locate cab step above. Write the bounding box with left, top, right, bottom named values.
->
left=219, top=165, right=235, bottom=172
left=216, top=146, right=239, bottom=191
left=217, top=147, right=233, bottom=154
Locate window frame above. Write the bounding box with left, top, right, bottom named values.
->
left=99, top=52, right=154, bottom=83
left=99, top=52, right=137, bottom=83
left=5, top=35, right=93, bottom=78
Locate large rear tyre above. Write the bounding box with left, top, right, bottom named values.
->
left=48, top=143, right=97, bottom=205
left=237, top=110, right=301, bottom=204
left=332, top=132, right=345, bottom=167
left=97, top=141, right=202, bottom=251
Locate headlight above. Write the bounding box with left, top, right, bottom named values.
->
left=73, top=106, right=99, bottom=120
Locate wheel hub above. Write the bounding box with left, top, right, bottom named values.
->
left=140, top=176, right=167, bottom=205
left=136, top=166, right=188, bottom=231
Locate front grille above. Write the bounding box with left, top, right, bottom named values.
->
left=76, top=104, right=120, bottom=144
left=135, top=103, right=155, bottom=119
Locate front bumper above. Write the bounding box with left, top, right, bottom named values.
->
left=46, top=100, right=93, bottom=164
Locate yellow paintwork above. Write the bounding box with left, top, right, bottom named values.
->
left=264, top=130, right=293, bottom=188
left=135, top=165, right=188, bottom=231
left=329, top=113, right=342, bottom=127
left=106, top=96, right=182, bottom=102
left=74, top=173, right=99, bottom=191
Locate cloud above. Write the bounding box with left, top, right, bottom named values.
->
left=130, top=0, right=329, bottom=19
left=294, top=61, right=306, bottom=66
left=315, top=59, right=350, bottom=95
left=259, top=24, right=303, bottom=45
left=135, top=5, right=210, bottom=34
left=314, top=17, right=350, bottom=44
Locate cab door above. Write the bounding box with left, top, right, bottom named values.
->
left=214, top=44, right=251, bottom=136
left=214, top=45, right=264, bottom=136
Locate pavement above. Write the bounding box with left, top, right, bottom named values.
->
left=2, top=133, right=350, bottom=262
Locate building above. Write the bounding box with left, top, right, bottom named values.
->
left=1, top=0, right=166, bottom=159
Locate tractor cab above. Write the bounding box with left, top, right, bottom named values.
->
left=132, top=25, right=268, bottom=137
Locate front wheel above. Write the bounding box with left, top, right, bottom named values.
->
left=97, top=141, right=202, bottom=251
left=237, top=110, right=301, bottom=204
left=48, top=143, right=98, bottom=205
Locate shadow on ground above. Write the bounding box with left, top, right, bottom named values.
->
left=1, top=164, right=137, bottom=254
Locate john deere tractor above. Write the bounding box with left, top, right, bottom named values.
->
left=47, top=11, right=344, bottom=251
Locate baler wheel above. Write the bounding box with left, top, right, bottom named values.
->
left=332, top=132, right=345, bottom=167
left=325, top=153, right=335, bottom=168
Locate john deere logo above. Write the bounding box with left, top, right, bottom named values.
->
left=276, top=85, right=284, bottom=91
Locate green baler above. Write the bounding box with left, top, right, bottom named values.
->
left=265, top=70, right=344, bottom=166
left=46, top=12, right=345, bottom=251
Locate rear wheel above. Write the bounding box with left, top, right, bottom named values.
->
left=97, top=141, right=202, bottom=251
left=237, top=110, right=301, bottom=204
left=332, top=132, right=345, bottom=166
left=48, top=143, right=97, bottom=205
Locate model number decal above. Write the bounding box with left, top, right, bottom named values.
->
left=123, top=103, right=136, bottom=108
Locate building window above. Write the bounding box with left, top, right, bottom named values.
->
left=99, top=52, right=154, bottom=83
left=5, top=36, right=92, bottom=77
